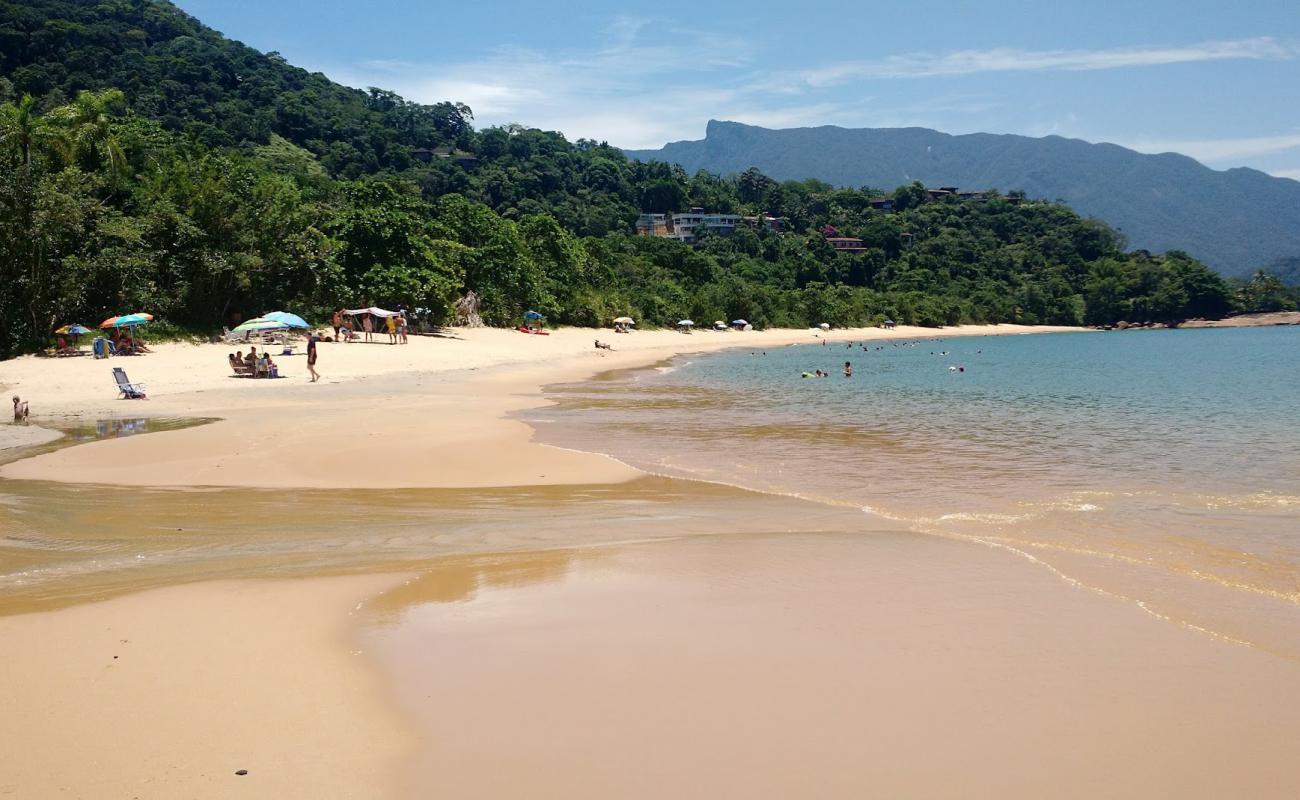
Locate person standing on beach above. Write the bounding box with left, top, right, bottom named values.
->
left=386, top=314, right=398, bottom=344
left=398, top=314, right=408, bottom=344
left=306, top=334, right=320, bottom=383
left=362, top=314, right=374, bottom=342
left=331, top=309, right=342, bottom=341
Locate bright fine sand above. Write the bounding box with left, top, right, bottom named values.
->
left=0, top=574, right=411, bottom=799
left=5, top=322, right=1300, bottom=799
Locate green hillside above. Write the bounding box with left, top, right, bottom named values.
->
left=0, top=0, right=1258, bottom=356
left=627, top=121, right=1300, bottom=278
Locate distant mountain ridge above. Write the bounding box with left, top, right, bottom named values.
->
left=626, top=121, right=1300, bottom=277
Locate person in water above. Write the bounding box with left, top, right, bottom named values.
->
left=844, top=361, right=852, bottom=377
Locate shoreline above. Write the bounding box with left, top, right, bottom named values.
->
left=0, top=323, right=1083, bottom=489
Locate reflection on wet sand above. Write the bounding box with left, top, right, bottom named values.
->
left=366, top=548, right=605, bottom=622
left=360, top=533, right=1300, bottom=799
left=0, top=460, right=875, bottom=614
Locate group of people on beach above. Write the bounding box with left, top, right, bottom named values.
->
left=108, top=329, right=150, bottom=356
left=225, top=334, right=321, bottom=382
left=331, top=309, right=408, bottom=344
left=228, top=346, right=280, bottom=379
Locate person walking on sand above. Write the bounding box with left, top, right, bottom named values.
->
left=362, top=313, right=374, bottom=342
left=306, top=333, right=320, bottom=383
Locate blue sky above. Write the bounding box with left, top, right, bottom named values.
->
left=176, top=0, right=1300, bottom=179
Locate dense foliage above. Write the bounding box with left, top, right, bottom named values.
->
left=0, top=0, right=1263, bottom=358
left=627, top=120, right=1300, bottom=278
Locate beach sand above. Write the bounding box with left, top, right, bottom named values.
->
left=7, top=321, right=1299, bottom=798
left=0, top=573, right=411, bottom=799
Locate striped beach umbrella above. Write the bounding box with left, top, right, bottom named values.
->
left=232, top=317, right=289, bottom=333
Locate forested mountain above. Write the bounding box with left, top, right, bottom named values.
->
left=0, top=0, right=473, bottom=175
left=0, top=0, right=1264, bottom=357
left=626, top=121, right=1300, bottom=277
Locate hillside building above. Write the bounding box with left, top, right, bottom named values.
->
left=636, top=209, right=782, bottom=244
left=826, top=237, right=868, bottom=252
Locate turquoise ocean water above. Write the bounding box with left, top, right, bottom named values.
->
left=531, top=327, right=1300, bottom=657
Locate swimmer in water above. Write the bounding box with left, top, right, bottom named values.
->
left=844, top=361, right=852, bottom=377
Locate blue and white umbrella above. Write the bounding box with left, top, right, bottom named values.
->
left=524, top=310, right=545, bottom=321
left=261, top=311, right=310, bottom=329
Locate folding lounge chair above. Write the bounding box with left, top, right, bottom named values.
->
left=112, top=367, right=147, bottom=399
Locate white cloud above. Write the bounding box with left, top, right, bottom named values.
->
left=1271, top=167, right=1300, bottom=181
left=322, top=21, right=822, bottom=148
left=1120, top=132, right=1300, bottom=163
left=802, top=37, right=1298, bottom=87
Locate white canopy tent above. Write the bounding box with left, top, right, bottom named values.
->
left=344, top=307, right=401, bottom=318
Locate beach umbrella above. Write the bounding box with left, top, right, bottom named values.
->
left=56, top=323, right=92, bottom=336
left=100, top=312, right=153, bottom=329
left=613, top=316, right=635, bottom=325
left=524, top=310, right=545, bottom=321
left=731, top=319, right=748, bottom=326
left=677, top=320, right=695, bottom=327
left=261, top=311, right=310, bottom=329
left=232, top=316, right=289, bottom=333
left=819, top=323, right=831, bottom=330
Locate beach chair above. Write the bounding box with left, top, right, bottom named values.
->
left=112, top=367, right=147, bottom=399
left=228, top=354, right=255, bottom=377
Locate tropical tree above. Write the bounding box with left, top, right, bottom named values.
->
left=52, top=89, right=129, bottom=183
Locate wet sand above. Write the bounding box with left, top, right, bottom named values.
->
left=363, top=534, right=1300, bottom=799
